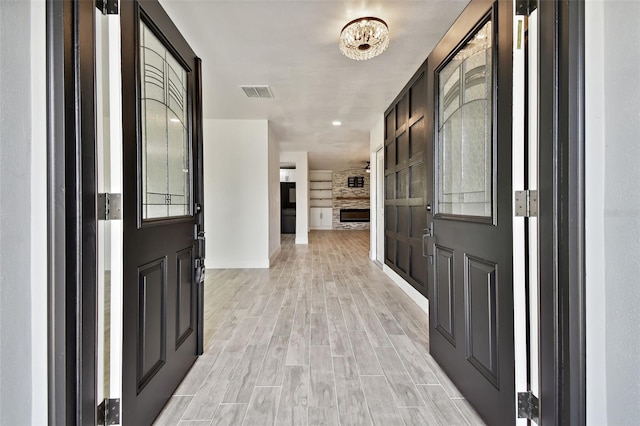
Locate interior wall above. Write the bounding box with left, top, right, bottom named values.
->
left=369, top=115, right=384, bottom=261
left=29, top=0, right=47, bottom=422
left=280, top=151, right=309, bottom=244
left=268, top=122, right=281, bottom=262
left=585, top=1, right=640, bottom=423
left=0, top=0, right=47, bottom=422
left=203, top=119, right=271, bottom=268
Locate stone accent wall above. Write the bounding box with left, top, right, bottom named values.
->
left=332, top=169, right=370, bottom=230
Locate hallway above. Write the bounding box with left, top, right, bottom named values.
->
left=153, top=231, right=484, bottom=425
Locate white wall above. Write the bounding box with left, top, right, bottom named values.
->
left=204, top=119, right=271, bottom=268
left=30, top=0, right=47, bottom=422
left=586, top=1, right=640, bottom=423
left=280, top=152, right=309, bottom=244
left=268, top=123, right=281, bottom=262
left=0, top=0, right=47, bottom=423
left=369, top=115, right=384, bottom=261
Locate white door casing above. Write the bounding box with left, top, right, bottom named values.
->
left=376, top=148, right=384, bottom=263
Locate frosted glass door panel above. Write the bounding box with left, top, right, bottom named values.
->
left=140, top=21, right=191, bottom=220
left=436, top=20, right=493, bottom=219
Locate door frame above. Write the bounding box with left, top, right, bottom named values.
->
left=537, top=0, right=586, bottom=423
left=375, top=147, right=384, bottom=264
left=47, top=0, right=98, bottom=424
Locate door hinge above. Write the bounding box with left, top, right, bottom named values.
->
left=515, top=190, right=538, bottom=217
left=518, top=391, right=539, bottom=423
left=98, top=193, right=122, bottom=220
left=515, top=0, right=537, bottom=16
left=96, top=0, right=118, bottom=15
left=97, top=398, right=120, bottom=425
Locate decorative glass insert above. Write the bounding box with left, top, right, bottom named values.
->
left=140, top=21, right=191, bottom=220
left=437, top=20, right=493, bottom=218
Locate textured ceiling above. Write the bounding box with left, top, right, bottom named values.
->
left=159, top=0, right=469, bottom=170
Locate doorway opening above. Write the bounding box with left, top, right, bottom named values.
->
left=280, top=165, right=297, bottom=235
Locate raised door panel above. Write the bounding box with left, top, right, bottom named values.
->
left=465, top=255, right=499, bottom=387
left=434, top=245, right=455, bottom=344
left=176, top=248, right=194, bottom=348
left=137, top=258, right=167, bottom=392
left=397, top=131, right=409, bottom=168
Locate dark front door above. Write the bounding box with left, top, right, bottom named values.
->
left=121, top=1, right=203, bottom=424
left=426, top=1, right=514, bottom=424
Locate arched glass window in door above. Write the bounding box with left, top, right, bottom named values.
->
left=140, top=21, right=192, bottom=220
left=436, top=19, right=493, bottom=220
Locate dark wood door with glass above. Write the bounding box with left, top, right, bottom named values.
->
left=425, top=1, right=514, bottom=424
left=120, top=1, right=203, bottom=424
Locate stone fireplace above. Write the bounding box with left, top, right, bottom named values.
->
left=332, top=169, right=370, bottom=230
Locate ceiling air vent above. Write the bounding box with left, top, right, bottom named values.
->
left=241, top=85, right=274, bottom=99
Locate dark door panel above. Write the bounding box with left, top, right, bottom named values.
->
left=137, top=257, right=167, bottom=393
left=434, top=245, right=455, bottom=344
left=121, top=0, right=203, bottom=424
left=384, top=70, right=429, bottom=296
left=465, top=254, right=499, bottom=387
left=427, top=1, right=514, bottom=424
left=408, top=242, right=427, bottom=288
left=176, top=247, right=195, bottom=348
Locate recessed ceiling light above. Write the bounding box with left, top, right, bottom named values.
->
left=332, top=121, right=342, bottom=126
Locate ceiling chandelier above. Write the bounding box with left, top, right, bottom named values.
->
left=339, top=17, right=389, bottom=61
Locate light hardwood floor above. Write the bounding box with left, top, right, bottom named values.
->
left=154, top=230, right=485, bottom=426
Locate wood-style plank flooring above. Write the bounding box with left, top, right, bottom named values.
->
left=154, top=230, right=485, bottom=426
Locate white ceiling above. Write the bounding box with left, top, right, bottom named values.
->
left=159, top=0, right=469, bottom=170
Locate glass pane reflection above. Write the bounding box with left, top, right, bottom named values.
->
left=140, top=21, right=191, bottom=220
left=437, top=20, right=493, bottom=218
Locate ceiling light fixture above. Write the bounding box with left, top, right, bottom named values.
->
left=332, top=121, right=342, bottom=126
left=339, top=17, right=389, bottom=61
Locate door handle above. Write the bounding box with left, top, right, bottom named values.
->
left=422, top=234, right=433, bottom=264
left=194, top=224, right=205, bottom=240
left=422, top=223, right=434, bottom=263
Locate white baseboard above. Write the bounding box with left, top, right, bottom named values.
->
left=295, top=237, right=308, bottom=245
left=383, top=265, right=429, bottom=315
